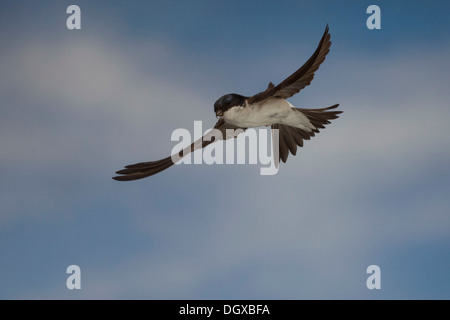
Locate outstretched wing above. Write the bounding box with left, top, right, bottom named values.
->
left=113, top=118, right=246, bottom=181
left=247, top=25, right=332, bottom=105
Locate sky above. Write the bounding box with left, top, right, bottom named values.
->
left=0, top=0, right=449, bottom=299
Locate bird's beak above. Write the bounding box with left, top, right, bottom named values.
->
left=216, top=111, right=223, bottom=117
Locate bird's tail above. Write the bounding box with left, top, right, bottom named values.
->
left=273, top=104, right=342, bottom=163
left=295, top=104, right=342, bottom=133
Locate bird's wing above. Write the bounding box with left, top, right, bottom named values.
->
left=247, top=25, right=331, bottom=105
left=272, top=104, right=341, bottom=163
left=113, top=118, right=246, bottom=181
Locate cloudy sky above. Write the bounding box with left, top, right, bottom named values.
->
left=1, top=0, right=449, bottom=299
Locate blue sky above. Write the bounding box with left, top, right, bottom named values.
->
left=0, top=0, right=449, bottom=299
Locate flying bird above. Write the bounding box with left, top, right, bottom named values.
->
left=113, top=25, right=342, bottom=181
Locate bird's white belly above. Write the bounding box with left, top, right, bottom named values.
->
left=223, top=106, right=274, bottom=127
left=223, top=98, right=314, bottom=131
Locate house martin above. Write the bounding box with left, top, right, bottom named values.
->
left=113, top=25, right=342, bottom=181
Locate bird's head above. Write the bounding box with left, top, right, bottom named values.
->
left=214, top=94, right=246, bottom=117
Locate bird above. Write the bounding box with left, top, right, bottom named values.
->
left=113, top=25, right=342, bottom=181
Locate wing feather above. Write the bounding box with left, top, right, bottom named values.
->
left=247, top=25, right=332, bottom=104
left=113, top=119, right=246, bottom=181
